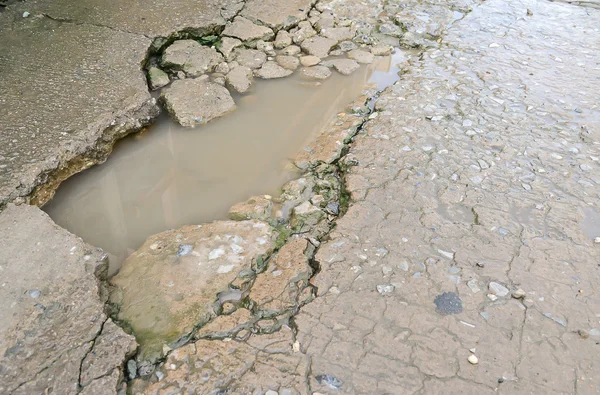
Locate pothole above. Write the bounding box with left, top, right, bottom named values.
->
left=44, top=60, right=396, bottom=275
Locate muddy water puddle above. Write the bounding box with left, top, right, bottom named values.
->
left=44, top=53, right=408, bottom=273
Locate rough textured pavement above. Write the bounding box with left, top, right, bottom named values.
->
left=297, top=0, right=600, bottom=393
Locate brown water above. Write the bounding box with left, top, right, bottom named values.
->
left=44, top=52, right=408, bottom=273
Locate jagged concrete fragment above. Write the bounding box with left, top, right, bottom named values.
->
left=0, top=204, right=136, bottom=394
left=321, top=58, right=360, bottom=75
left=160, top=79, right=236, bottom=127
left=148, top=67, right=170, bottom=90
left=300, top=36, right=337, bottom=58
left=160, top=40, right=224, bottom=76
left=216, top=36, right=243, bottom=61
left=347, top=48, right=375, bottom=64
left=110, top=220, right=276, bottom=361
left=226, top=66, right=254, bottom=94
left=222, top=16, right=274, bottom=43
left=320, top=26, right=355, bottom=43
left=255, top=61, right=294, bottom=79
left=276, top=55, right=301, bottom=70
left=274, top=30, right=293, bottom=49
left=234, top=48, right=267, bottom=69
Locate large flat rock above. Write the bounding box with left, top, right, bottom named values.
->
left=0, top=13, right=157, bottom=207
left=0, top=204, right=136, bottom=394
left=110, top=220, right=277, bottom=361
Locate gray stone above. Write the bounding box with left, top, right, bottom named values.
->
left=347, top=49, right=375, bottom=64
left=234, top=49, right=267, bottom=69
left=276, top=55, right=300, bottom=70
left=160, top=40, right=224, bottom=77
left=301, top=66, right=332, bottom=80
left=255, top=61, right=294, bottom=79
left=488, top=281, right=509, bottom=297
left=229, top=196, right=273, bottom=221
left=301, top=36, right=337, bottom=58
left=226, top=66, right=253, bottom=94
left=217, top=37, right=243, bottom=61
left=322, top=58, right=360, bottom=75
left=0, top=204, right=137, bottom=394
left=161, top=80, right=236, bottom=127
left=148, top=67, right=170, bottom=90
left=291, top=201, right=325, bottom=232
left=256, top=40, right=276, bottom=56
left=222, top=16, right=274, bottom=44
left=282, top=45, right=302, bottom=56
left=275, top=30, right=293, bottom=49
left=434, top=292, right=463, bottom=315
left=338, top=40, right=358, bottom=52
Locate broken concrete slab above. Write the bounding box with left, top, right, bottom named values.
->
left=216, top=36, right=243, bottom=61
left=0, top=204, right=137, bottom=394
left=254, top=61, right=294, bottom=79
left=160, top=40, right=224, bottom=77
left=222, top=16, right=274, bottom=44
left=110, top=220, right=277, bottom=362
left=160, top=79, right=236, bottom=127
left=0, top=14, right=158, bottom=208
left=300, top=36, right=337, bottom=58
left=320, top=26, right=355, bottom=43
left=241, top=0, right=314, bottom=30
left=226, top=66, right=254, bottom=94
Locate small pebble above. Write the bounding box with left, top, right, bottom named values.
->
left=594, top=237, right=600, bottom=244
left=578, top=329, right=590, bottom=339
left=511, top=289, right=526, bottom=299
left=468, top=354, right=479, bottom=365
left=22, top=11, right=30, bottom=17
left=498, top=378, right=505, bottom=383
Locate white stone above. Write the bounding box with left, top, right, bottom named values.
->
left=468, top=354, right=479, bottom=364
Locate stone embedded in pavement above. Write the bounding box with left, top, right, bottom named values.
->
left=434, top=292, right=463, bottom=315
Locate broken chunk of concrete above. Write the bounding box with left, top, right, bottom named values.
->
left=255, top=61, right=294, bottom=79
left=300, top=55, right=321, bottom=67
left=160, top=40, right=224, bottom=77
left=276, top=55, right=300, bottom=70
left=216, top=37, right=243, bottom=61
left=274, top=30, right=293, bottom=49
left=320, top=27, right=355, bottom=43
left=222, top=16, right=274, bottom=44
left=234, top=48, right=268, bottom=69
left=160, top=79, right=236, bottom=127
left=322, top=58, right=360, bottom=75
left=300, top=36, right=337, bottom=58
left=226, top=66, right=253, bottom=94
left=291, top=201, right=326, bottom=231
left=110, top=220, right=276, bottom=362
left=148, top=67, right=170, bottom=90
left=301, top=65, right=332, bottom=80
left=229, top=195, right=273, bottom=221
left=347, top=49, right=375, bottom=64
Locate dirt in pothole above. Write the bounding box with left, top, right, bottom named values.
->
left=43, top=54, right=405, bottom=274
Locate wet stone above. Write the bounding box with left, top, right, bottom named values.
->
left=347, top=49, right=375, bottom=64
left=234, top=49, right=267, bottom=70
left=228, top=195, right=273, bottom=221
left=226, top=66, right=253, bottom=94
left=222, top=16, right=275, bottom=44
left=322, top=58, right=360, bottom=75
left=434, top=292, right=463, bottom=315
left=148, top=67, right=170, bottom=90
left=338, top=40, right=358, bottom=52
left=160, top=80, right=236, bottom=127
left=110, top=220, right=276, bottom=361
left=291, top=201, right=325, bottom=232
left=371, top=45, right=393, bottom=56
left=320, top=27, right=355, bottom=43
left=160, top=40, right=224, bottom=77
left=255, top=61, right=294, bottom=79
left=301, top=66, right=332, bottom=80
